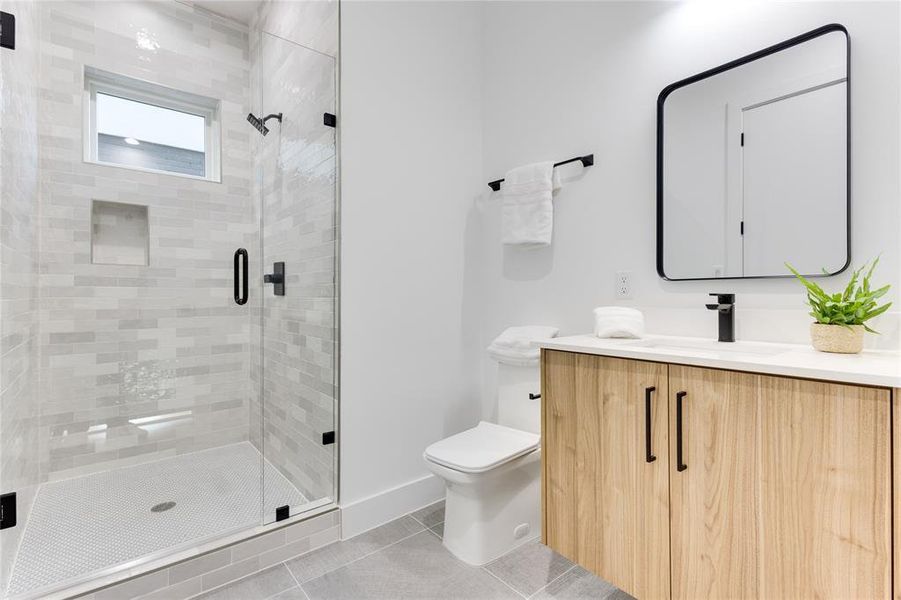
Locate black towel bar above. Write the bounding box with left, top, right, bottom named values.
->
left=488, top=154, right=594, bottom=191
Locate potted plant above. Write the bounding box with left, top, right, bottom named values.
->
left=786, top=258, right=892, bottom=354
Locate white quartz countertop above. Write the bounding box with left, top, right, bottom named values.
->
left=536, top=334, right=901, bottom=388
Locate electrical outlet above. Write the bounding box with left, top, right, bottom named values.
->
left=615, top=271, right=632, bottom=299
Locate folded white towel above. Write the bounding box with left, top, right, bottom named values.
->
left=488, top=325, right=559, bottom=366
left=594, top=307, right=645, bottom=339
left=502, top=162, right=562, bottom=248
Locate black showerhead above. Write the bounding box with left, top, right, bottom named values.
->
left=246, top=112, right=283, bottom=136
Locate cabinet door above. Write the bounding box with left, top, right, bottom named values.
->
left=542, top=351, right=669, bottom=599
left=670, top=365, right=891, bottom=600
left=757, top=375, right=891, bottom=599
left=669, top=365, right=761, bottom=598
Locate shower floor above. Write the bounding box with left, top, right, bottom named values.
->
left=7, top=442, right=307, bottom=597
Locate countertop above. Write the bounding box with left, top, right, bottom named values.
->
left=536, top=334, right=901, bottom=388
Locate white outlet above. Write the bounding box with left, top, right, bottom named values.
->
left=615, top=271, right=632, bottom=299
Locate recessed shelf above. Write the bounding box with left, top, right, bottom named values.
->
left=91, top=200, right=149, bottom=266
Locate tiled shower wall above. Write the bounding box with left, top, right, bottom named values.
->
left=35, top=1, right=256, bottom=481
left=249, top=1, right=338, bottom=503
left=0, top=0, right=42, bottom=591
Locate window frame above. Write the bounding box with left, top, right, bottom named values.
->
left=83, top=67, right=222, bottom=182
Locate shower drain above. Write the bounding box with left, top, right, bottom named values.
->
left=151, top=501, right=176, bottom=513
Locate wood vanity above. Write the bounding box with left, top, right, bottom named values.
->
left=538, top=335, right=901, bottom=600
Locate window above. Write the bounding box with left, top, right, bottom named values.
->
left=84, top=67, right=221, bottom=181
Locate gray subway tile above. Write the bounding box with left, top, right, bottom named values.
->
left=94, top=570, right=169, bottom=600
left=194, top=564, right=296, bottom=600
left=168, top=548, right=231, bottom=584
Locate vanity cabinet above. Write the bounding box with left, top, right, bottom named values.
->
left=541, top=350, right=893, bottom=600
left=542, top=352, right=670, bottom=599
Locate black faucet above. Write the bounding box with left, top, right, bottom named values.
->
left=705, top=293, right=735, bottom=342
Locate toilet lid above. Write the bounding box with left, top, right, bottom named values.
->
left=424, top=421, right=540, bottom=474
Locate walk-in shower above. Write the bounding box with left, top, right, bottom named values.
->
left=0, top=1, right=338, bottom=598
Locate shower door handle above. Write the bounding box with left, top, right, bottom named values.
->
left=234, top=248, right=248, bottom=305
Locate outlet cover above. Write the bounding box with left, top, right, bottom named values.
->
left=615, top=271, right=632, bottom=299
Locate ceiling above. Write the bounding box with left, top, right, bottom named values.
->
left=191, top=0, right=260, bottom=24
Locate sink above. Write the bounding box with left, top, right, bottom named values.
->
left=624, top=338, right=788, bottom=357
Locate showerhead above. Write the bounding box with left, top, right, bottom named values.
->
left=246, top=112, right=283, bottom=136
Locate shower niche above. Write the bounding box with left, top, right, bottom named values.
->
left=90, top=200, right=149, bottom=266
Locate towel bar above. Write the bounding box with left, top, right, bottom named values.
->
left=487, top=154, right=594, bottom=191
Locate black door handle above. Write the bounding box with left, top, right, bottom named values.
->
left=645, top=387, right=656, bottom=463
left=234, top=248, right=248, bottom=305
left=676, top=391, right=687, bottom=471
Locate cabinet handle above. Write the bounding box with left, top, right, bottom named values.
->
left=676, top=391, right=687, bottom=472
left=645, top=386, right=656, bottom=463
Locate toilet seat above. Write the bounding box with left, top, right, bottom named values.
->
left=424, top=421, right=540, bottom=474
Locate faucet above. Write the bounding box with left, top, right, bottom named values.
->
left=705, top=293, right=735, bottom=342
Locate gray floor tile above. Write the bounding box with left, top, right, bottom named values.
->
left=429, top=522, right=444, bottom=539
left=286, top=516, right=424, bottom=583
left=301, top=531, right=521, bottom=600
left=192, top=564, right=296, bottom=600
left=269, top=587, right=309, bottom=600
left=410, top=500, right=445, bottom=528
left=531, top=567, right=629, bottom=600
left=484, top=539, right=574, bottom=597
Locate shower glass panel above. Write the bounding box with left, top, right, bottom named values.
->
left=254, top=32, right=338, bottom=524
left=0, top=2, right=337, bottom=598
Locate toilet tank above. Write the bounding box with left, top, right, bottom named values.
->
left=496, top=363, right=541, bottom=434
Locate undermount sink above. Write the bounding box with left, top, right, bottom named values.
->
left=624, top=337, right=788, bottom=357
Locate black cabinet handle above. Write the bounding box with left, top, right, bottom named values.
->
left=676, top=391, right=687, bottom=472
left=234, top=248, right=248, bottom=305
left=645, top=386, right=656, bottom=463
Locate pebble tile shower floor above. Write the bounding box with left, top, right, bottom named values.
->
left=7, top=443, right=306, bottom=596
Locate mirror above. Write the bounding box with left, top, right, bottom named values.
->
left=657, top=25, right=849, bottom=281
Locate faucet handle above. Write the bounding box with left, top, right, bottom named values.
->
left=709, top=293, right=735, bottom=304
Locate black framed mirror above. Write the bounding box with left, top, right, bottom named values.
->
left=656, top=24, right=850, bottom=281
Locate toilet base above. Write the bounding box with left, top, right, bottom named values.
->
left=438, top=449, right=541, bottom=566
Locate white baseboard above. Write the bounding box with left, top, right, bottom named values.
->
left=339, top=474, right=444, bottom=539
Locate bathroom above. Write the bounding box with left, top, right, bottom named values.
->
left=0, top=0, right=899, bottom=598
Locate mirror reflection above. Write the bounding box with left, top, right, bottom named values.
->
left=658, top=27, right=849, bottom=280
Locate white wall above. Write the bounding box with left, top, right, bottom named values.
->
left=339, top=0, right=901, bottom=535
left=339, top=1, right=484, bottom=536
left=476, top=2, right=900, bottom=414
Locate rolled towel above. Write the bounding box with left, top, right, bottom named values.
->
left=488, top=325, right=559, bottom=366
left=594, top=307, right=645, bottom=339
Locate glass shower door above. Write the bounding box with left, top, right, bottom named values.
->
left=255, top=32, right=338, bottom=523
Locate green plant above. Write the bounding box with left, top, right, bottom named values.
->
left=786, top=257, right=892, bottom=333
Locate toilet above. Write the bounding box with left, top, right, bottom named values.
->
left=423, top=364, right=541, bottom=565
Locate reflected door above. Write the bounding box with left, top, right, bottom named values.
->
left=742, top=82, right=847, bottom=276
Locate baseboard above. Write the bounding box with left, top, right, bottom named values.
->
left=339, top=474, right=444, bottom=539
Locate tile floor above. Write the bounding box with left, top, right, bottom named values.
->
left=189, top=501, right=632, bottom=600
left=8, top=443, right=307, bottom=597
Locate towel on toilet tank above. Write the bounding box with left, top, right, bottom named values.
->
left=594, top=307, right=645, bottom=339
left=488, top=326, right=559, bottom=366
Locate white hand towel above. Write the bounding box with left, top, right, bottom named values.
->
left=594, top=307, right=645, bottom=339
left=502, top=162, right=562, bottom=247
left=488, top=325, right=559, bottom=366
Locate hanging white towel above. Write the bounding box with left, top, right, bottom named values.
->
left=502, top=162, right=562, bottom=247
left=487, top=325, right=559, bottom=366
